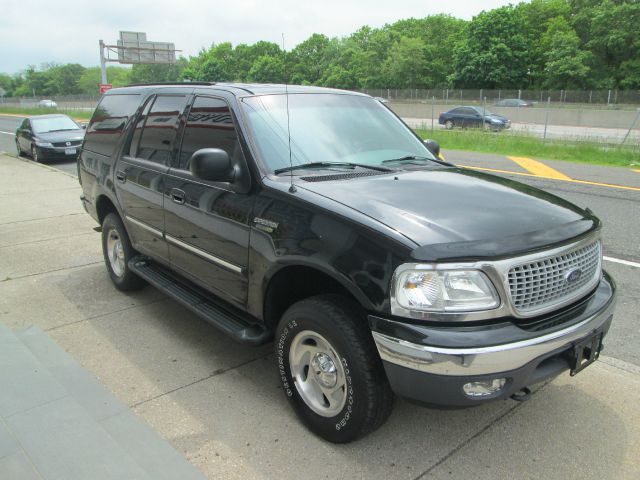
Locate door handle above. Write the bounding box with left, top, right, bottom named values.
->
left=116, top=171, right=126, bottom=183
left=171, top=188, right=185, bottom=205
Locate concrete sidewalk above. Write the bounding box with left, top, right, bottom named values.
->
left=1, top=154, right=639, bottom=479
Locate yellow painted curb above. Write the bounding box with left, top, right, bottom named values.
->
left=457, top=164, right=640, bottom=192
left=507, top=156, right=572, bottom=180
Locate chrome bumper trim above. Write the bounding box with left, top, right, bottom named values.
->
left=373, top=296, right=615, bottom=376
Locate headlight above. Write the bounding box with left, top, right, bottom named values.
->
left=393, top=267, right=499, bottom=313
left=35, top=141, right=53, bottom=147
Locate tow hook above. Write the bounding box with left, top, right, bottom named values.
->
left=510, top=387, right=532, bottom=402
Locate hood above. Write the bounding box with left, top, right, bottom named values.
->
left=485, top=114, right=508, bottom=122
left=298, top=168, right=597, bottom=261
left=35, top=129, right=85, bottom=142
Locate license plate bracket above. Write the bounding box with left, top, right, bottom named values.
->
left=569, top=331, right=603, bottom=376
left=65, top=147, right=77, bottom=155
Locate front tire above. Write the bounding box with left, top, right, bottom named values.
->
left=31, top=145, right=39, bottom=162
left=445, top=120, right=454, bottom=130
left=275, top=295, right=394, bottom=443
left=101, top=213, right=147, bottom=291
left=16, top=139, right=23, bottom=157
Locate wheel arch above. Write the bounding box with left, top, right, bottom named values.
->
left=262, top=264, right=372, bottom=331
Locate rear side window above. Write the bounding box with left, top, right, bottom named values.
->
left=84, top=94, right=141, bottom=156
left=137, top=95, right=188, bottom=164
left=177, top=96, right=238, bottom=170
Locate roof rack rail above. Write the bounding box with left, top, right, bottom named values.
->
left=124, top=82, right=217, bottom=87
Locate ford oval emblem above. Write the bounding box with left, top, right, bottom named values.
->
left=565, top=268, right=583, bottom=284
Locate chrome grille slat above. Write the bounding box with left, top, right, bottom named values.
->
left=507, top=241, right=601, bottom=314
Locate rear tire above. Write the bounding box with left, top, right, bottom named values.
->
left=101, top=213, right=147, bottom=291
left=275, top=295, right=394, bottom=443
left=445, top=120, right=454, bottom=130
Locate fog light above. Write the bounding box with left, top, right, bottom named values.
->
left=463, top=378, right=506, bottom=397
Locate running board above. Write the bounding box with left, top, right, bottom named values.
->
left=128, top=256, right=271, bottom=346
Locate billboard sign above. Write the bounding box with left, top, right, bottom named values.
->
left=116, top=31, right=176, bottom=64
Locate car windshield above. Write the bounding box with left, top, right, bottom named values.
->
left=240, top=93, right=436, bottom=173
left=476, top=107, right=495, bottom=116
left=31, top=116, right=79, bottom=134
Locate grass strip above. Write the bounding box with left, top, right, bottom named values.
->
left=0, top=106, right=93, bottom=120
left=416, top=128, right=639, bottom=168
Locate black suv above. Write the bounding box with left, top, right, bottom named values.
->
left=79, top=83, right=615, bottom=443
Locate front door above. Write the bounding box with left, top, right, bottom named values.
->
left=163, top=95, right=253, bottom=306
left=116, top=94, right=189, bottom=262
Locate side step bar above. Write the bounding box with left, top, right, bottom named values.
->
left=128, top=256, right=271, bottom=346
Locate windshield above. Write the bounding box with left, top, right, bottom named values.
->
left=240, top=93, right=436, bottom=173
left=476, top=107, right=495, bottom=116
left=31, top=116, right=80, bottom=134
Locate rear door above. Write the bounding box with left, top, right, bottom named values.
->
left=116, top=93, right=189, bottom=262
left=163, top=94, right=254, bottom=306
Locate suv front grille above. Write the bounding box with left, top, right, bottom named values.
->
left=507, top=240, right=601, bottom=315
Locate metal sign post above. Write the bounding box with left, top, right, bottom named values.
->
left=98, top=31, right=180, bottom=88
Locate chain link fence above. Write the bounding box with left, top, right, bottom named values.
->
left=358, top=88, right=640, bottom=109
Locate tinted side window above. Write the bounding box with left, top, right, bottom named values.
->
left=460, top=108, right=475, bottom=115
left=178, top=96, right=239, bottom=170
left=84, top=94, right=141, bottom=156
left=128, top=97, right=154, bottom=157
left=137, top=95, right=187, bottom=164
left=20, top=119, right=29, bottom=130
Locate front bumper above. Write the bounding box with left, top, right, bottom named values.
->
left=35, top=145, right=81, bottom=160
left=370, top=272, right=615, bottom=406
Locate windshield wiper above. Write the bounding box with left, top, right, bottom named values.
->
left=46, top=128, right=79, bottom=132
left=274, top=162, right=392, bottom=175
left=382, top=155, right=433, bottom=165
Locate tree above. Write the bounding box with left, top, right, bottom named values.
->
left=290, top=34, right=337, bottom=84
left=451, top=6, right=531, bottom=88
left=248, top=55, right=285, bottom=83
left=77, top=66, right=131, bottom=94
left=129, top=59, right=186, bottom=84
left=542, top=18, right=592, bottom=88
left=382, top=37, right=431, bottom=88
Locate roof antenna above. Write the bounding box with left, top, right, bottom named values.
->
left=282, top=33, right=296, bottom=193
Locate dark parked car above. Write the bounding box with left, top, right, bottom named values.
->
left=439, top=106, right=511, bottom=131
left=496, top=98, right=533, bottom=107
left=16, top=114, right=84, bottom=162
left=79, top=83, right=615, bottom=443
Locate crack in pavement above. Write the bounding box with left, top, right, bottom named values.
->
left=0, top=212, right=86, bottom=226
left=44, top=296, right=169, bottom=332
left=413, top=382, right=550, bottom=480
left=1, top=261, right=103, bottom=282
left=129, top=353, right=273, bottom=409
left=0, top=231, right=96, bottom=249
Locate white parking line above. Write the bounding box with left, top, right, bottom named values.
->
left=0, top=131, right=16, bottom=136
left=604, top=256, right=640, bottom=268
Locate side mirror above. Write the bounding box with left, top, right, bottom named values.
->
left=189, top=148, right=235, bottom=182
left=423, top=139, right=440, bottom=158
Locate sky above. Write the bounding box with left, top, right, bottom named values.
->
left=0, top=0, right=518, bottom=74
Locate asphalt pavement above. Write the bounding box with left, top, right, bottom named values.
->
left=1, top=154, right=639, bottom=480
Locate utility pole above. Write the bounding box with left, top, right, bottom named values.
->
left=99, top=40, right=108, bottom=84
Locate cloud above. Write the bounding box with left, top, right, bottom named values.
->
left=0, top=0, right=517, bottom=74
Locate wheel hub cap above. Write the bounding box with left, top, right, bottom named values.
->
left=311, top=352, right=337, bottom=388
left=289, top=330, right=347, bottom=417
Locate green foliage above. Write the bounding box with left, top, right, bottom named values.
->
left=451, top=6, right=532, bottom=88
left=2, top=1, right=639, bottom=93
left=416, top=128, right=639, bottom=168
